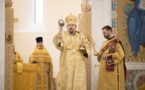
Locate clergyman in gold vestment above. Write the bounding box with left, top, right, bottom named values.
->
left=95, top=26, right=126, bottom=90
left=29, top=37, right=53, bottom=90
left=53, top=14, right=91, bottom=90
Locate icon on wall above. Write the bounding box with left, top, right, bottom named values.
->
left=5, top=33, right=13, bottom=43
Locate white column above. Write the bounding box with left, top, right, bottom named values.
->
left=0, top=0, right=5, bottom=90
left=88, top=0, right=112, bottom=90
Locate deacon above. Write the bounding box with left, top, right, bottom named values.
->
left=29, top=37, right=53, bottom=90
left=95, top=26, right=126, bottom=90
left=53, top=14, right=91, bottom=90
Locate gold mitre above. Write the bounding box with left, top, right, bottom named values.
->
left=65, top=13, right=77, bottom=25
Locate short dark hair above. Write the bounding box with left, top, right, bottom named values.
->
left=102, top=25, right=112, bottom=32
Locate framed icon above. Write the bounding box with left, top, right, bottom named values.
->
left=5, top=33, right=13, bottom=43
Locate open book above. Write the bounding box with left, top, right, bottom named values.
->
left=138, top=0, right=145, bottom=10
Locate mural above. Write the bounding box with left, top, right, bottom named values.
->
left=112, top=0, right=145, bottom=62
left=126, top=70, right=145, bottom=90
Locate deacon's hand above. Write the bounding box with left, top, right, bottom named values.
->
left=46, top=68, right=49, bottom=72
left=95, top=53, right=100, bottom=56
left=80, top=41, right=85, bottom=47
left=102, top=53, right=107, bottom=59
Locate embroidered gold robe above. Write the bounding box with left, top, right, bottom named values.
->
left=96, top=37, right=125, bottom=90
left=140, top=84, right=145, bottom=90
left=29, top=45, right=53, bottom=90
left=53, top=31, right=91, bottom=90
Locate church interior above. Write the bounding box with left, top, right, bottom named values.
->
left=0, top=0, right=145, bottom=90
